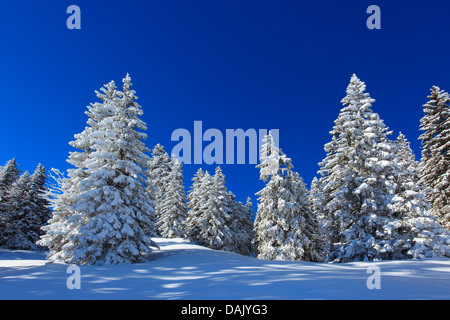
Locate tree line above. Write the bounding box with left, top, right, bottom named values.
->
left=0, top=73, right=449, bottom=264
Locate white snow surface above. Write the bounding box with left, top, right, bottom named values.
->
left=1, top=237, right=449, bottom=300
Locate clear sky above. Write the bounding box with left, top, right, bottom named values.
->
left=1, top=0, right=450, bottom=205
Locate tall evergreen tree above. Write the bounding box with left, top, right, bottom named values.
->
left=157, top=156, right=188, bottom=238
left=317, top=74, right=410, bottom=262
left=228, top=192, right=254, bottom=256
left=0, top=158, right=21, bottom=237
left=392, top=133, right=450, bottom=258
left=39, top=81, right=122, bottom=261
left=39, top=74, right=157, bottom=265
left=244, top=197, right=255, bottom=221
left=187, top=167, right=235, bottom=251
left=256, top=130, right=280, bottom=182
left=148, top=144, right=172, bottom=234
left=185, top=168, right=206, bottom=242
left=419, top=86, right=450, bottom=230
left=244, top=197, right=256, bottom=254
left=0, top=159, right=21, bottom=208
left=29, top=164, right=52, bottom=227
left=254, top=132, right=323, bottom=261
left=308, top=177, right=325, bottom=226
left=0, top=165, right=51, bottom=250
left=0, top=172, right=33, bottom=249
left=186, top=167, right=254, bottom=254
left=395, top=133, right=419, bottom=175
left=38, top=168, right=76, bottom=261
left=316, top=75, right=450, bottom=262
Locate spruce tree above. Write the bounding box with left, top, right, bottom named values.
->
left=189, top=167, right=235, bottom=251
left=29, top=164, right=52, bottom=232
left=0, top=172, right=32, bottom=248
left=0, top=165, right=51, bottom=250
left=157, top=156, right=188, bottom=238
left=244, top=197, right=256, bottom=254
left=39, top=75, right=157, bottom=265
left=317, top=74, right=409, bottom=262
left=38, top=168, right=76, bottom=261
left=0, top=159, right=21, bottom=237
left=185, top=168, right=206, bottom=242
left=395, top=133, right=419, bottom=175
left=228, top=192, right=254, bottom=255
left=186, top=167, right=252, bottom=254
left=239, top=197, right=254, bottom=253
left=419, top=86, right=450, bottom=230
left=254, top=132, right=323, bottom=261
left=0, top=158, right=21, bottom=209
left=392, top=133, right=450, bottom=258
left=40, top=80, right=123, bottom=261
left=309, top=177, right=324, bottom=230
left=148, top=144, right=172, bottom=234
left=245, top=197, right=255, bottom=221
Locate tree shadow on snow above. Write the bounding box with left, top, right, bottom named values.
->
left=1, top=241, right=449, bottom=299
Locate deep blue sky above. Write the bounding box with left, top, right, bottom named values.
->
left=1, top=1, right=450, bottom=205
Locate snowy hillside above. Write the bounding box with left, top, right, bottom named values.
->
left=1, top=237, right=449, bottom=300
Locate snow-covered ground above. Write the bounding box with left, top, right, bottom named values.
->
left=0, top=237, right=449, bottom=300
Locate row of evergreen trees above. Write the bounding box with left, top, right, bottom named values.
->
left=203, top=74, right=450, bottom=263
left=211, top=74, right=450, bottom=263
left=148, top=143, right=255, bottom=256
left=32, top=74, right=257, bottom=265
left=288, top=74, right=450, bottom=262
left=1, top=73, right=449, bottom=264
left=186, top=167, right=254, bottom=255
left=0, top=159, right=51, bottom=250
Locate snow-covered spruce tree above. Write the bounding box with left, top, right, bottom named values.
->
left=245, top=197, right=255, bottom=221
left=0, top=165, right=51, bottom=250
left=252, top=130, right=278, bottom=256
left=187, top=168, right=205, bottom=207
left=317, top=74, right=412, bottom=262
left=38, top=82, right=124, bottom=261
left=144, top=173, right=158, bottom=237
left=38, top=168, right=76, bottom=261
left=186, top=166, right=254, bottom=254
left=395, top=133, right=420, bottom=176
left=391, top=133, right=450, bottom=258
left=40, top=74, right=158, bottom=265
left=156, top=156, right=187, bottom=238
left=187, top=167, right=236, bottom=252
left=419, top=86, right=450, bottom=230
left=254, top=131, right=323, bottom=262
left=309, top=177, right=321, bottom=203
left=29, top=164, right=52, bottom=227
left=309, top=177, right=324, bottom=232
left=228, top=192, right=254, bottom=255
left=0, top=158, right=21, bottom=209
left=185, top=168, right=206, bottom=241
left=0, top=172, right=33, bottom=248
left=244, top=197, right=256, bottom=254
left=0, top=158, right=21, bottom=236
left=148, top=144, right=172, bottom=235
left=39, top=79, right=122, bottom=262
left=239, top=195, right=256, bottom=255
left=26, top=164, right=51, bottom=247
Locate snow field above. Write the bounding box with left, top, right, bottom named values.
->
left=1, top=237, right=449, bottom=300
